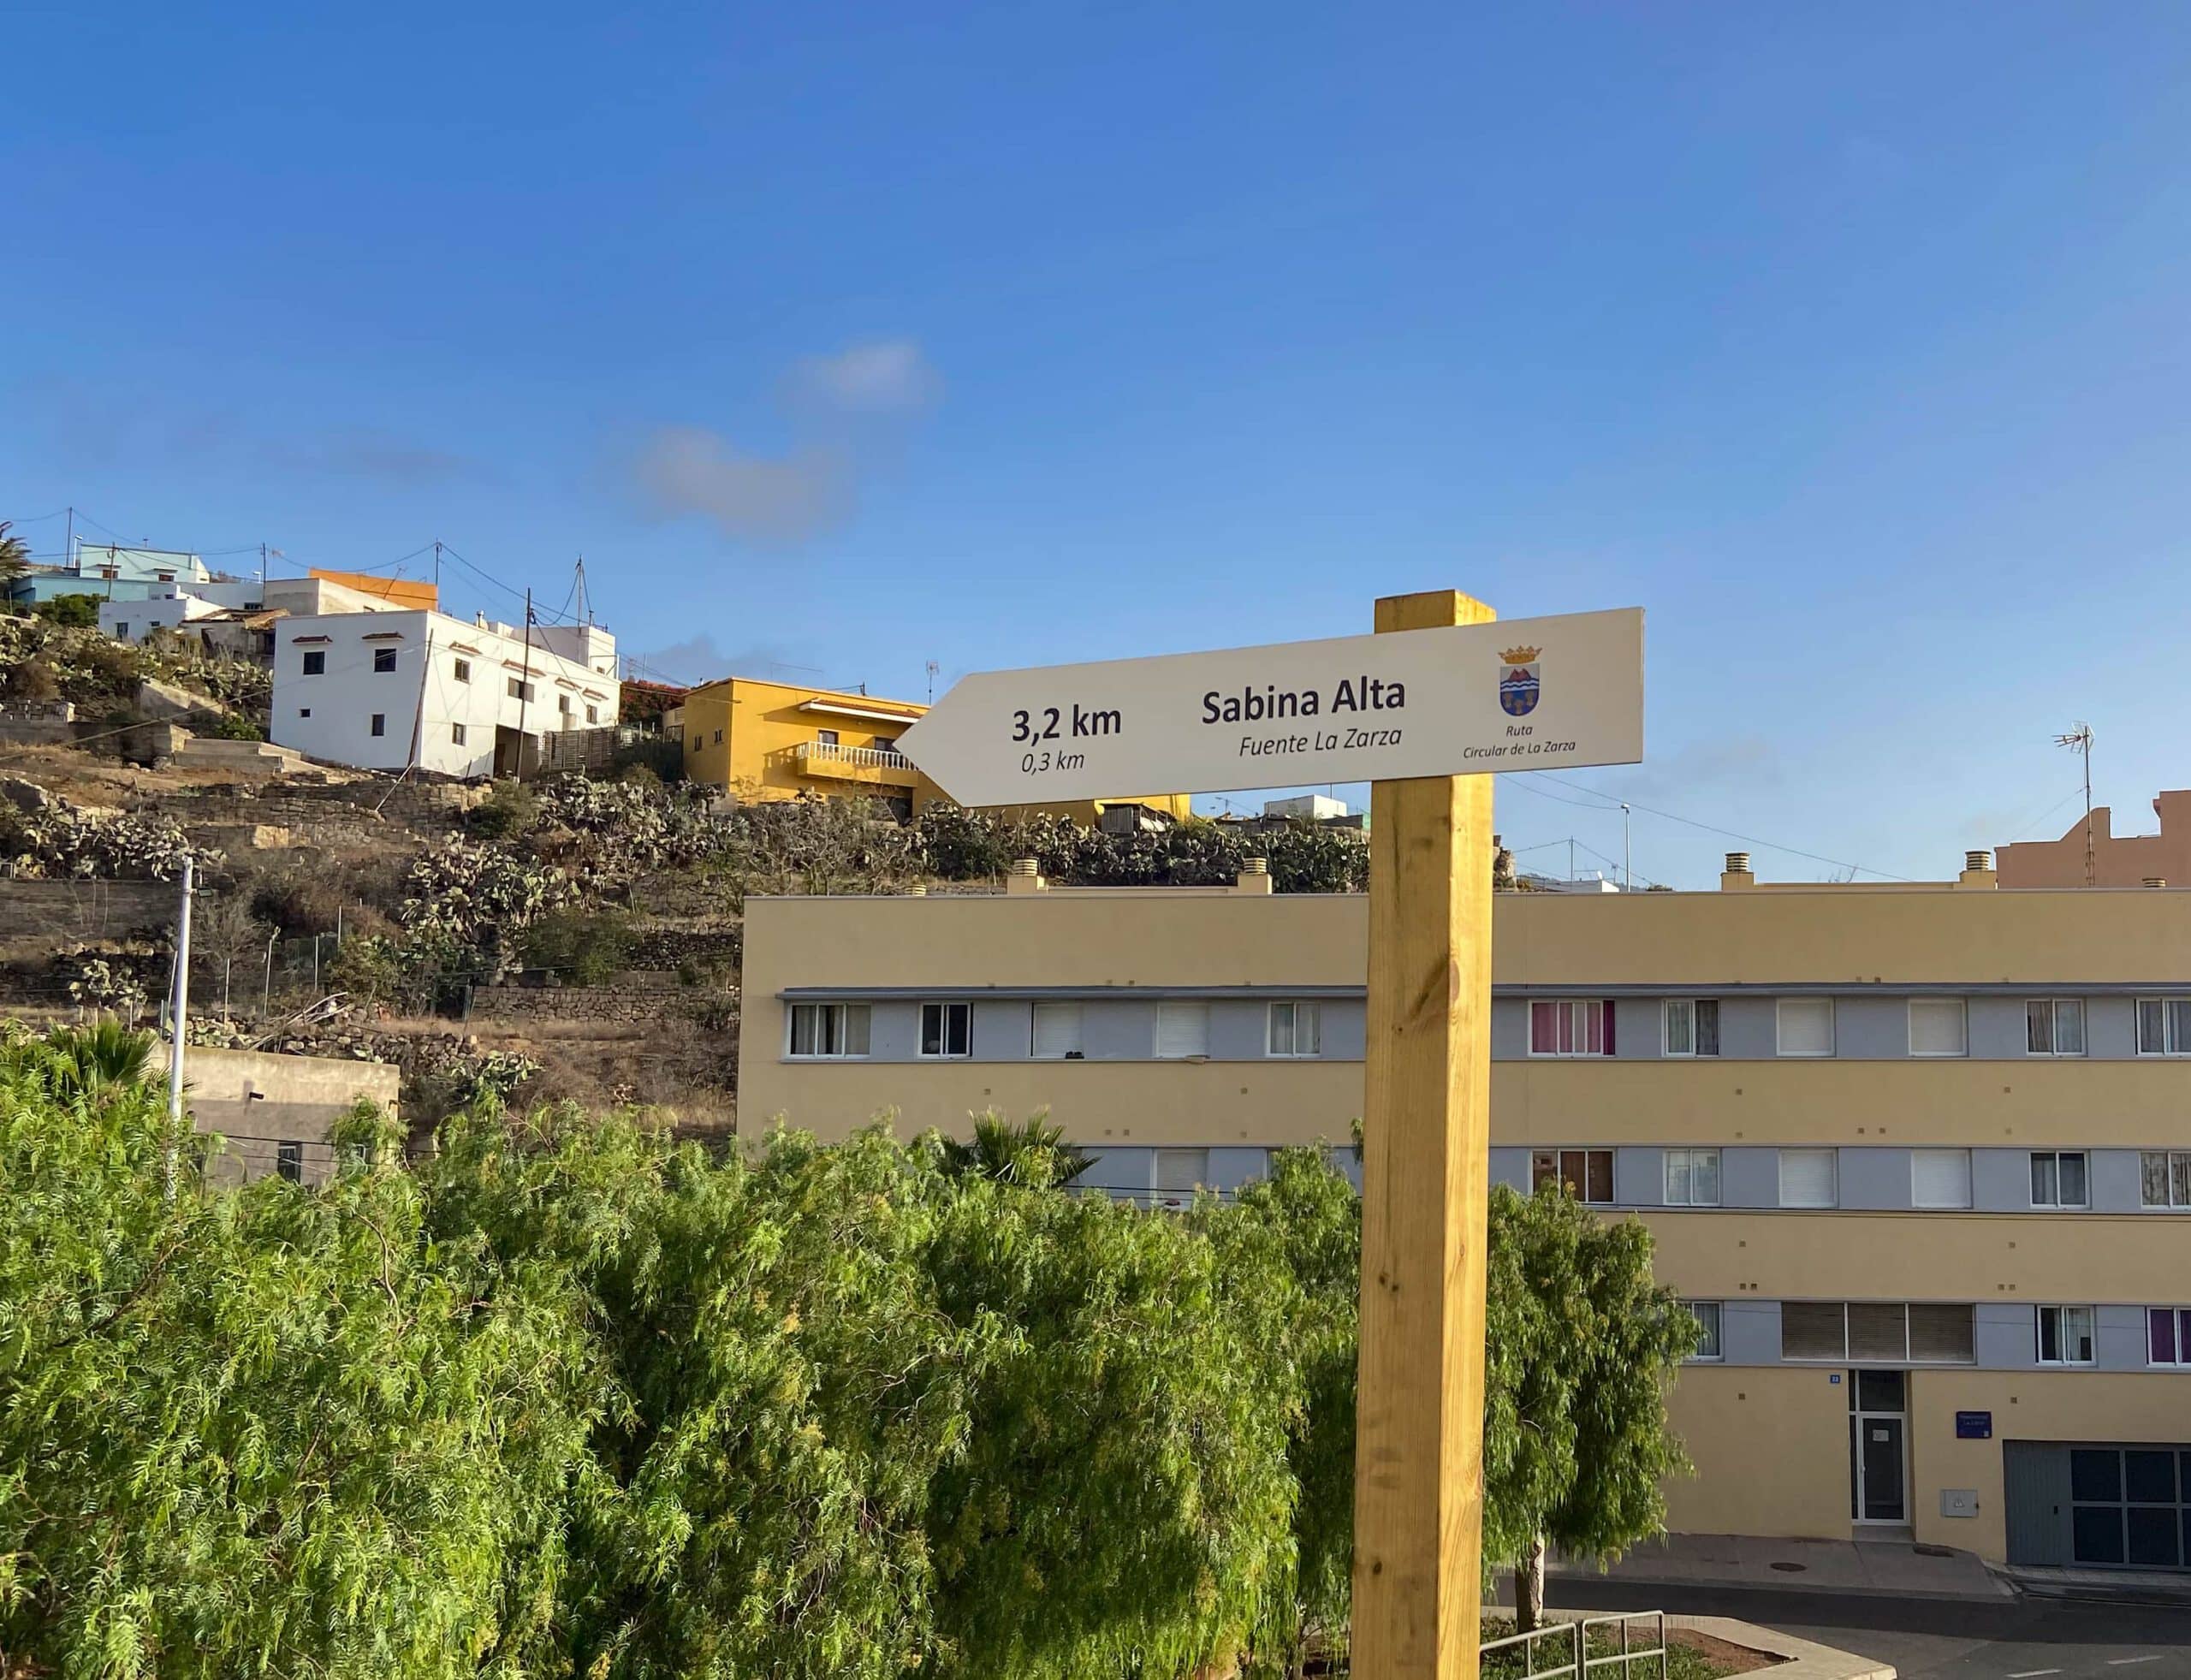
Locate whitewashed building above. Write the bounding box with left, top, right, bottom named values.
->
left=270, top=609, right=618, bottom=777
left=100, top=573, right=414, bottom=652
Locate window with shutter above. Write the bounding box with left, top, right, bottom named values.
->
left=1155, top=1001, right=1210, bottom=1059
left=1847, top=1303, right=1909, bottom=1362
left=1781, top=1302, right=1848, bottom=1361
left=1908, top=1303, right=1975, bottom=1363
left=1776, top=998, right=1834, bottom=1057
left=1911, top=1149, right=1973, bottom=1209
left=1908, top=999, right=1968, bottom=1057
left=1155, top=1148, right=1208, bottom=1204
left=1779, top=1148, right=1838, bottom=1208
left=1031, top=1002, right=1084, bottom=1060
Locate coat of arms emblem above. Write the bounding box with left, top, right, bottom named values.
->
left=1499, top=645, right=1541, bottom=717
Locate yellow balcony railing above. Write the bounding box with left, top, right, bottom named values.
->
left=795, top=740, right=922, bottom=787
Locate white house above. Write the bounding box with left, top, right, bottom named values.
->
left=270, top=609, right=619, bottom=777
left=101, top=572, right=423, bottom=651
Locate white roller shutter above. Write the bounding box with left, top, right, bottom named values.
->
left=1779, top=1148, right=1838, bottom=1208
left=1777, top=998, right=1834, bottom=1057
left=1155, top=1001, right=1210, bottom=1059
left=1911, top=1149, right=1972, bottom=1209
left=1155, top=1148, right=1208, bottom=1207
left=1032, top=1002, right=1084, bottom=1059
left=1909, top=998, right=1968, bottom=1056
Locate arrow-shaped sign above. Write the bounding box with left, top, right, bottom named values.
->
left=896, top=607, right=1644, bottom=807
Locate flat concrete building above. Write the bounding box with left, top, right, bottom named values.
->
left=739, top=850, right=2191, bottom=1573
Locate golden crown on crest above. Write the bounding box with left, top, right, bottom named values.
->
left=1499, top=646, right=1541, bottom=665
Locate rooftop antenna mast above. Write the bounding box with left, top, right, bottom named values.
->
left=2055, top=721, right=2095, bottom=887
left=573, top=555, right=591, bottom=626
left=926, top=659, right=940, bottom=704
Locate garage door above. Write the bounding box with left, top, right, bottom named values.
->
left=2010, top=1443, right=2191, bottom=1570
left=2066, top=1447, right=2191, bottom=1569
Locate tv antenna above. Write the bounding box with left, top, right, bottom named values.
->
left=926, top=659, right=941, bottom=704
left=2054, top=722, right=2095, bottom=887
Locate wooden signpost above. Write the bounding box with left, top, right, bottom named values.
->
left=905, top=591, right=1644, bottom=1678
left=1352, top=589, right=1497, bottom=1678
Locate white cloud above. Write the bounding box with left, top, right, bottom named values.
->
left=630, top=428, right=846, bottom=544
left=787, top=338, right=940, bottom=414
left=627, top=339, right=939, bottom=545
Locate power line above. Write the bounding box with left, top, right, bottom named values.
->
left=1510, top=772, right=1912, bottom=882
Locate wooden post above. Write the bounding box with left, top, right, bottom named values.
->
left=1352, top=587, right=1496, bottom=1677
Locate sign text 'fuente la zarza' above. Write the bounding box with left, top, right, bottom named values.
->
left=897, top=608, right=1644, bottom=807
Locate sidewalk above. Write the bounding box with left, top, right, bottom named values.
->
left=2005, top=1563, right=2191, bottom=1606
left=1547, top=1532, right=2013, bottom=1601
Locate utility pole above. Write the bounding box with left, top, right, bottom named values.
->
left=433, top=540, right=442, bottom=598
left=2056, top=723, right=2095, bottom=887
left=1622, top=802, right=1631, bottom=892
left=515, top=588, right=534, bottom=775
left=63, top=506, right=74, bottom=575
left=258, top=542, right=267, bottom=594
left=166, top=855, right=195, bottom=1193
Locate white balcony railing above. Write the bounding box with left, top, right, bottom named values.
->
left=797, top=741, right=915, bottom=774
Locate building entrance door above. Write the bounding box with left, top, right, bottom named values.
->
left=1850, top=1369, right=1908, bottom=1524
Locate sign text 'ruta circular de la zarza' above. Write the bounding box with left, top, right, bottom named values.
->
left=894, top=608, right=1646, bottom=807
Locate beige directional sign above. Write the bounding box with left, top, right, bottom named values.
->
left=895, top=607, right=1644, bottom=806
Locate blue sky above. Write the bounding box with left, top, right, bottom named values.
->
left=7, top=3, right=2190, bottom=885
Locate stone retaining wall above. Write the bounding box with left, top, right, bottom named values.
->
left=0, top=878, right=175, bottom=940
left=468, top=980, right=736, bottom=1027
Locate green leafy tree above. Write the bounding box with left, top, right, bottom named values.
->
left=1482, top=1184, right=1700, bottom=1631
left=520, top=908, right=634, bottom=984
left=0, top=1058, right=600, bottom=1676
left=1200, top=1144, right=1362, bottom=1675
left=30, top=593, right=99, bottom=627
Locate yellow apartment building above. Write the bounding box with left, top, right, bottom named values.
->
left=739, top=850, right=2191, bottom=1573
left=680, top=674, right=1191, bottom=823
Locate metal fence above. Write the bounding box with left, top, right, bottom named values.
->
left=1478, top=1611, right=1668, bottom=1680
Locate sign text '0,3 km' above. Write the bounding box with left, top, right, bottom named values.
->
left=894, top=607, right=1645, bottom=807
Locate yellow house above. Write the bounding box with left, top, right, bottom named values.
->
left=738, top=850, right=2191, bottom=1572
left=680, top=674, right=1189, bottom=823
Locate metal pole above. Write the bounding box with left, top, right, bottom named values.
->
left=516, top=588, right=534, bottom=774
left=167, top=855, right=193, bottom=1128
left=264, top=927, right=278, bottom=1014
left=1622, top=802, right=1631, bottom=892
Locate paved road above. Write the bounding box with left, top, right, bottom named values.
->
left=1549, top=1578, right=2191, bottom=1678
